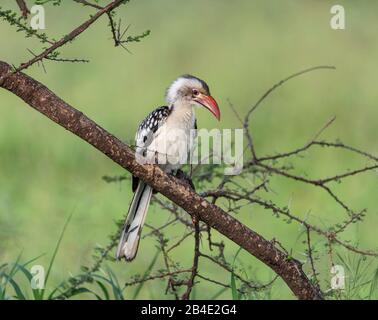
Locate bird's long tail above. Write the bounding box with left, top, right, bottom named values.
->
left=116, top=181, right=153, bottom=261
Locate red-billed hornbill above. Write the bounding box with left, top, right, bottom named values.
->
left=116, top=75, right=220, bottom=261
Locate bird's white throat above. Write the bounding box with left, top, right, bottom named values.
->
left=167, top=102, right=196, bottom=130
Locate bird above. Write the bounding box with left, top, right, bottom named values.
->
left=116, top=75, right=220, bottom=261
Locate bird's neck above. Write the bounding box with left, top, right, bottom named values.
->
left=168, top=101, right=195, bottom=128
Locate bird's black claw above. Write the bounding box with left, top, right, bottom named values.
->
left=175, top=169, right=196, bottom=191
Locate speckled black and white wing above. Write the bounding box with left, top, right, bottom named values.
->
left=132, top=106, right=171, bottom=191
left=135, top=106, right=171, bottom=152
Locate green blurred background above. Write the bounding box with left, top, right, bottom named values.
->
left=0, top=0, right=377, bottom=299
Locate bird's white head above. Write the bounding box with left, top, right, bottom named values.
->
left=166, top=75, right=220, bottom=121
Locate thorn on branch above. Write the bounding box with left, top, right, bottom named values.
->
left=108, top=16, right=151, bottom=52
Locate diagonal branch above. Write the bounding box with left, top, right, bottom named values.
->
left=16, top=0, right=30, bottom=19
left=0, top=60, right=322, bottom=300
left=243, top=65, right=336, bottom=160
left=0, top=0, right=125, bottom=84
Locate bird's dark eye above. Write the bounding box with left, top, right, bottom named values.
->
left=192, top=89, right=199, bottom=96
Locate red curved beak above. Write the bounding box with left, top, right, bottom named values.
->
left=195, top=94, right=220, bottom=121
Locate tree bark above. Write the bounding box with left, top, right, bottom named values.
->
left=16, top=0, right=30, bottom=19
left=0, top=61, right=323, bottom=300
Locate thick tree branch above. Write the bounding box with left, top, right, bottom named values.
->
left=0, top=61, right=322, bottom=300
